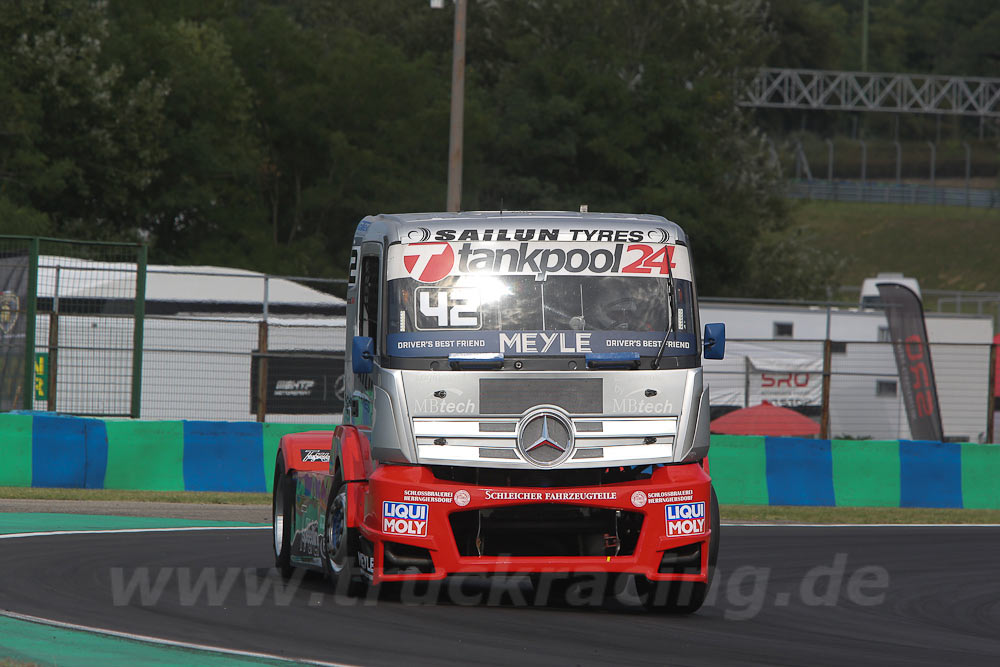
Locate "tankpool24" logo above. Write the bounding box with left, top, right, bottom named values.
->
left=398, top=241, right=684, bottom=283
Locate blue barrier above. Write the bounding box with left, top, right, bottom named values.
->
left=182, top=421, right=266, bottom=493
left=2, top=413, right=999, bottom=508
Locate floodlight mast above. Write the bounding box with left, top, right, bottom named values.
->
left=431, top=0, right=467, bottom=212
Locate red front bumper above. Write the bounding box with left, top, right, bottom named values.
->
left=356, top=463, right=713, bottom=586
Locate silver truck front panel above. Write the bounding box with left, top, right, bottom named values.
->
left=383, top=368, right=706, bottom=468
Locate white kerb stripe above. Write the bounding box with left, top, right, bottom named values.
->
left=0, top=525, right=270, bottom=540
left=0, top=610, right=355, bottom=667
left=721, top=522, right=1000, bottom=527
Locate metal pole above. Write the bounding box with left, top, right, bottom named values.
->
left=743, top=356, right=750, bottom=408
left=927, top=140, right=936, bottom=199
left=446, top=0, right=467, bottom=212
left=859, top=139, right=867, bottom=184
left=892, top=141, right=903, bottom=185
left=963, top=141, right=971, bottom=206
left=826, top=138, right=834, bottom=181
left=48, top=267, right=60, bottom=411
left=130, top=246, right=147, bottom=419
left=263, top=275, right=270, bottom=321
left=22, top=238, right=39, bottom=410
left=987, top=342, right=996, bottom=443
left=256, top=321, right=269, bottom=423
left=820, top=338, right=832, bottom=439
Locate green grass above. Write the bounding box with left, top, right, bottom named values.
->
left=789, top=200, right=1000, bottom=294
left=0, top=487, right=270, bottom=505
left=722, top=504, right=1000, bottom=524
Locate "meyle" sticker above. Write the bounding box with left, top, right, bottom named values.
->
left=665, top=501, right=706, bottom=537
left=382, top=501, right=428, bottom=537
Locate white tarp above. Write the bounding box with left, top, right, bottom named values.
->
left=708, top=341, right=823, bottom=407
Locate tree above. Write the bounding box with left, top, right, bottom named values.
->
left=464, top=0, right=787, bottom=295
left=0, top=0, right=167, bottom=238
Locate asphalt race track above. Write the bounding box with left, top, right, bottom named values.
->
left=1, top=526, right=998, bottom=666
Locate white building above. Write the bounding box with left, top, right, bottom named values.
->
left=701, top=300, right=993, bottom=442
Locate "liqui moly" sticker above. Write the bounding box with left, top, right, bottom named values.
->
left=665, top=501, right=706, bottom=537
left=382, top=501, right=428, bottom=537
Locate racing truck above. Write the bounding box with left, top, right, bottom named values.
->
left=272, top=211, right=725, bottom=612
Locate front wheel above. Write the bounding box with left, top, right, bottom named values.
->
left=272, top=455, right=294, bottom=579
left=324, top=475, right=366, bottom=597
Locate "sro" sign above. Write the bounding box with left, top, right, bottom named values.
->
left=761, top=372, right=811, bottom=388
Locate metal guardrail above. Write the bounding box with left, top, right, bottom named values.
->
left=787, top=179, right=1000, bottom=208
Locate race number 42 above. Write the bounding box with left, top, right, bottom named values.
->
left=416, top=288, right=480, bottom=329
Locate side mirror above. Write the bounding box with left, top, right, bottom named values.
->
left=352, top=335, right=375, bottom=374
left=703, top=323, right=726, bottom=360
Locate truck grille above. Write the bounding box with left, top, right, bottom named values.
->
left=450, top=504, right=644, bottom=557
left=412, top=416, right=676, bottom=467
left=479, top=378, right=603, bottom=414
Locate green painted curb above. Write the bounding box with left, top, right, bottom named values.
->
left=0, top=414, right=32, bottom=487
left=709, top=435, right=769, bottom=505
left=0, top=614, right=291, bottom=666
left=961, top=443, right=1000, bottom=509
left=0, top=513, right=265, bottom=535
left=104, top=421, right=186, bottom=491
left=831, top=440, right=901, bottom=507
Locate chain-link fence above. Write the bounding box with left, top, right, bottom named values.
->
left=787, top=179, right=1000, bottom=208
left=705, top=338, right=993, bottom=443
left=777, top=135, right=1000, bottom=207
left=106, top=268, right=347, bottom=423
left=0, top=236, right=146, bottom=417
left=7, top=240, right=995, bottom=437
left=140, top=315, right=346, bottom=423
left=1, top=237, right=347, bottom=423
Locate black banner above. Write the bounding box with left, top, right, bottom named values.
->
left=877, top=283, right=944, bottom=442
left=251, top=352, right=345, bottom=415
left=0, top=251, right=29, bottom=411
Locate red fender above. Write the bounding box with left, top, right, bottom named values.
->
left=333, top=425, right=372, bottom=528
left=278, top=431, right=335, bottom=473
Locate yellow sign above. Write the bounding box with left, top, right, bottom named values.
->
left=34, top=352, right=48, bottom=401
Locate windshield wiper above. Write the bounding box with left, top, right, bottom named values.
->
left=586, top=352, right=640, bottom=370
left=651, top=246, right=679, bottom=370
left=448, top=353, right=504, bottom=370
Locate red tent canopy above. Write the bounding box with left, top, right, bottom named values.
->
left=710, top=401, right=820, bottom=437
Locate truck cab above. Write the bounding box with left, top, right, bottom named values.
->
left=272, top=211, right=725, bottom=611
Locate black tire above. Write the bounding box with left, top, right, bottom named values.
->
left=272, top=454, right=294, bottom=579
left=643, top=485, right=720, bottom=614
left=323, top=472, right=366, bottom=597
